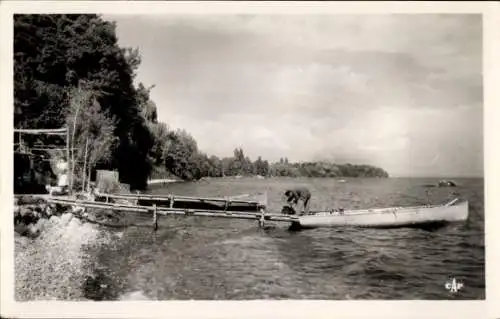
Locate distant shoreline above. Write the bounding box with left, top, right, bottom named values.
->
left=148, top=175, right=483, bottom=184
left=147, top=178, right=180, bottom=185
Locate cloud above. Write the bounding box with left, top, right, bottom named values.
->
left=106, top=14, right=483, bottom=177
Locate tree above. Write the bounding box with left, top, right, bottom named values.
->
left=14, top=14, right=155, bottom=190
left=66, top=85, right=118, bottom=190
left=267, top=160, right=388, bottom=178
left=136, top=82, right=158, bottom=123
left=208, top=156, right=222, bottom=177
left=163, top=129, right=200, bottom=180
left=148, top=122, right=170, bottom=166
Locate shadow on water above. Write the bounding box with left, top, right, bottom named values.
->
left=269, top=216, right=482, bottom=299
left=82, top=268, right=120, bottom=301
left=78, top=215, right=154, bottom=230
left=398, top=221, right=449, bottom=232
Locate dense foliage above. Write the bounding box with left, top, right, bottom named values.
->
left=65, top=86, right=118, bottom=191
left=14, top=14, right=154, bottom=190
left=269, top=161, right=389, bottom=178
left=14, top=14, right=388, bottom=193
left=154, top=133, right=389, bottom=178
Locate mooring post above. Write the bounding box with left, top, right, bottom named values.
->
left=153, top=204, right=158, bottom=231
left=258, top=208, right=265, bottom=229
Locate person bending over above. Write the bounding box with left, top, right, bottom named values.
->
left=284, top=187, right=311, bottom=215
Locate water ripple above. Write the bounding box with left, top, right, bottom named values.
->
left=86, top=177, right=484, bottom=300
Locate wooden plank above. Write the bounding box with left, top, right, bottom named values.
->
left=153, top=204, right=158, bottom=231
left=14, top=128, right=68, bottom=135
left=96, top=192, right=265, bottom=205
left=29, top=147, right=78, bottom=151
left=48, top=198, right=150, bottom=213
left=49, top=197, right=258, bottom=214
left=155, top=210, right=260, bottom=220
left=155, top=208, right=297, bottom=223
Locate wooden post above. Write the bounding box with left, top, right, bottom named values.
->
left=258, top=208, right=265, bottom=229
left=65, top=127, right=71, bottom=194
left=170, top=195, right=174, bottom=208
left=18, top=132, right=23, bottom=153
left=87, top=162, right=92, bottom=193
left=153, top=204, right=158, bottom=231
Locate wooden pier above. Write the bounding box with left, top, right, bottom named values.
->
left=94, top=191, right=268, bottom=213
left=45, top=195, right=296, bottom=230
left=25, top=190, right=291, bottom=230
left=95, top=191, right=267, bottom=205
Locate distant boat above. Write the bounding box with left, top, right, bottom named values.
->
left=337, top=179, right=346, bottom=183
left=421, top=180, right=458, bottom=188
left=438, top=180, right=457, bottom=187
left=290, top=198, right=468, bottom=230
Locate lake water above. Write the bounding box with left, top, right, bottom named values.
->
left=85, top=177, right=484, bottom=300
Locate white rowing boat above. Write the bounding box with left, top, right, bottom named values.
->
left=290, top=198, right=468, bottom=229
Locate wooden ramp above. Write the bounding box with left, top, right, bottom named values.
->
left=94, top=191, right=268, bottom=213
left=46, top=196, right=295, bottom=230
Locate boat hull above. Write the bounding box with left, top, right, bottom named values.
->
left=294, top=199, right=468, bottom=229
left=95, top=192, right=268, bottom=213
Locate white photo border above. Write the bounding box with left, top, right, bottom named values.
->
left=1, top=1, right=498, bottom=318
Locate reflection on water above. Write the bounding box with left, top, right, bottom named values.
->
left=84, top=177, right=484, bottom=300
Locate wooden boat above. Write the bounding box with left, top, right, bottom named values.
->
left=93, top=191, right=268, bottom=213
left=289, top=198, right=468, bottom=230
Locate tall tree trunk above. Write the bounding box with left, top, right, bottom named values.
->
left=66, top=126, right=70, bottom=192
left=70, top=106, right=80, bottom=192
left=82, top=136, right=89, bottom=192
left=87, top=162, right=92, bottom=193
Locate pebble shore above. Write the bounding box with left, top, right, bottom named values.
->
left=14, top=196, right=111, bottom=301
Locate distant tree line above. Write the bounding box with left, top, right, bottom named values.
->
left=13, top=14, right=388, bottom=193
left=153, top=137, right=389, bottom=179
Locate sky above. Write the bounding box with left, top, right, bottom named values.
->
left=104, top=14, right=483, bottom=177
